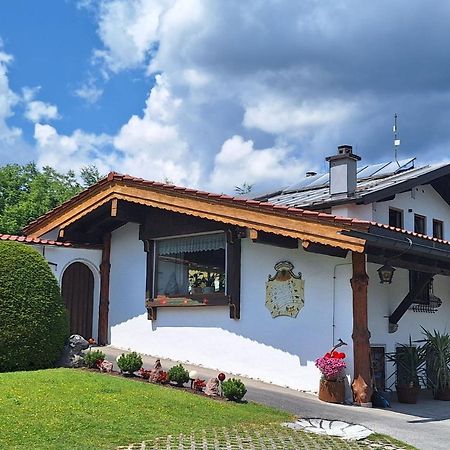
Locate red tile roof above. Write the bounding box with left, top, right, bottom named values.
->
left=21, top=172, right=450, bottom=249
left=0, top=234, right=99, bottom=249
left=23, top=172, right=372, bottom=234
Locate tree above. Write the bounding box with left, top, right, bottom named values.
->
left=80, top=165, right=103, bottom=187
left=0, top=163, right=102, bottom=234
left=234, top=181, right=254, bottom=196
left=0, top=241, right=69, bottom=371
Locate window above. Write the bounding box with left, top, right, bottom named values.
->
left=409, top=271, right=431, bottom=305
left=154, top=232, right=226, bottom=298
left=414, top=214, right=426, bottom=234
left=433, top=219, right=444, bottom=239
left=389, top=208, right=403, bottom=228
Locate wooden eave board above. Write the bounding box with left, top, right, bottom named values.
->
left=26, top=181, right=366, bottom=252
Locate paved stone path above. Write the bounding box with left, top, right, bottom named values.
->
left=117, top=425, right=410, bottom=449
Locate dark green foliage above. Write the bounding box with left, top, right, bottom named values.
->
left=0, top=241, right=69, bottom=372
left=222, top=378, right=247, bottom=401
left=117, top=352, right=143, bottom=374
left=84, top=350, right=106, bottom=369
left=386, top=336, right=426, bottom=387
left=0, top=163, right=103, bottom=234
left=420, top=328, right=450, bottom=394
left=167, top=363, right=190, bottom=386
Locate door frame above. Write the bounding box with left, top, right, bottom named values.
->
left=60, top=259, right=101, bottom=341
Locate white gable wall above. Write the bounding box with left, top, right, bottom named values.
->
left=373, top=185, right=450, bottom=238
left=331, top=184, right=450, bottom=239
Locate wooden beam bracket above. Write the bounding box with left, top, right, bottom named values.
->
left=388, top=272, right=434, bottom=329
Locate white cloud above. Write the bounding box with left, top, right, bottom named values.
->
left=0, top=46, right=21, bottom=142
left=208, top=135, right=309, bottom=193
left=94, top=0, right=172, bottom=73
left=22, top=86, right=60, bottom=123
left=34, top=124, right=113, bottom=173
left=243, top=97, right=356, bottom=137
left=113, top=74, right=200, bottom=185
left=74, top=81, right=104, bottom=104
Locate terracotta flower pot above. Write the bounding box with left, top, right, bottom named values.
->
left=396, top=385, right=420, bottom=404
left=318, top=379, right=345, bottom=404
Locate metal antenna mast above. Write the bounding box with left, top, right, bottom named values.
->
left=393, top=113, right=401, bottom=166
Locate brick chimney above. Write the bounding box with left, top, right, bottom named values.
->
left=326, top=145, right=361, bottom=196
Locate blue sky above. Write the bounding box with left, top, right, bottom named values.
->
left=1, top=1, right=450, bottom=192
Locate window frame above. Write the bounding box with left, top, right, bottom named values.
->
left=145, top=228, right=241, bottom=319
left=414, top=214, right=427, bottom=235
left=389, top=207, right=404, bottom=228
left=152, top=230, right=227, bottom=299
left=433, top=219, right=444, bottom=240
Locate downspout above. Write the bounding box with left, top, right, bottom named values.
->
left=332, top=262, right=352, bottom=344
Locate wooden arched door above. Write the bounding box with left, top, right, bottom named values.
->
left=62, top=262, right=94, bottom=339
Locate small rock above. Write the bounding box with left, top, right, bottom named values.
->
left=57, top=334, right=89, bottom=368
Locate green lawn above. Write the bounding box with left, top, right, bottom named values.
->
left=0, top=368, right=291, bottom=449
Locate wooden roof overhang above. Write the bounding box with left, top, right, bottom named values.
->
left=342, top=226, right=450, bottom=276
left=23, top=173, right=368, bottom=253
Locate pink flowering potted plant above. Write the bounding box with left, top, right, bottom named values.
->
left=315, top=349, right=347, bottom=403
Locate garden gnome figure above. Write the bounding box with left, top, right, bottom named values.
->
left=204, top=377, right=220, bottom=397
left=148, top=359, right=164, bottom=382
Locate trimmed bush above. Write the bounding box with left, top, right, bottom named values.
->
left=168, top=364, right=190, bottom=386
left=222, top=378, right=247, bottom=401
left=84, top=350, right=105, bottom=369
left=0, top=241, right=69, bottom=372
left=117, top=352, right=143, bottom=374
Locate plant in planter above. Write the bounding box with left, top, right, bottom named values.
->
left=203, top=274, right=217, bottom=293
left=168, top=364, right=190, bottom=386
left=222, top=378, right=247, bottom=401
left=386, top=337, right=425, bottom=404
left=315, top=346, right=347, bottom=404
left=420, top=328, right=450, bottom=400
left=189, top=273, right=204, bottom=294
left=117, top=352, right=143, bottom=376
left=84, top=350, right=105, bottom=369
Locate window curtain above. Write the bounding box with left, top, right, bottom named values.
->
left=158, top=233, right=225, bottom=255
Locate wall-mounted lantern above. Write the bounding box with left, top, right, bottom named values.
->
left=377, top=263, right=395, bottom=284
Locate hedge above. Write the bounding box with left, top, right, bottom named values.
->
left=0, top=241, right=69, bottom=371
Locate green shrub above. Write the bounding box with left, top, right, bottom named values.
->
left=84, top=350, right=105, bottom=369
left=222, top=378, right=247, bottom=401
left=0, top=241, right=69, bottom=372
left=117, top=352, right=143, bottom=374
left=168, top=364, right=189, bottom=386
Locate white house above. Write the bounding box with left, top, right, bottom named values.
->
left=7, top=145, right=450, bottom=404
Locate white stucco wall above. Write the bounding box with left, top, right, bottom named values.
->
left=332, top=184, right=450, bottom=239
left=373, top=185, right=450, bottom=237
left=108, top=222, right=357, bottom=393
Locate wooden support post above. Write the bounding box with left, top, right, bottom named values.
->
left=350, top=251, right=373, bottom=406
left=227, top=229, right=241, bottom=319
left=98, top=233, right=111, bottom=345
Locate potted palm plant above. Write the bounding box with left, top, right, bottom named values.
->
left=386, top=337, right=425, bottom=404
left=420, top=328, right=450, bottom=401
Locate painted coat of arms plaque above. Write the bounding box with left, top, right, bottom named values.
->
left=265, top=261, right=304, bottom=318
